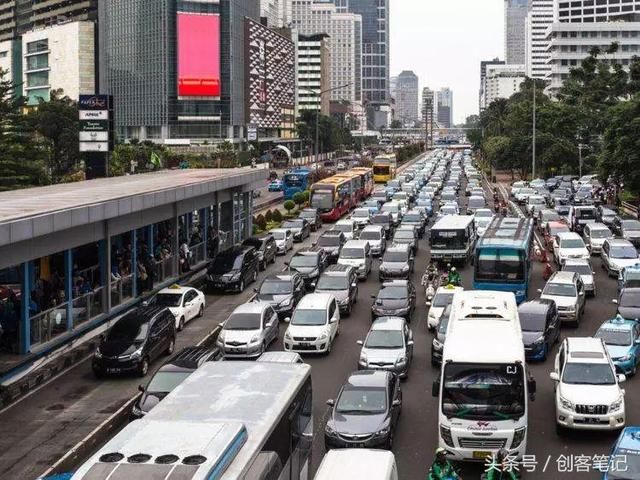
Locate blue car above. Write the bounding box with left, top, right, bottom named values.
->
left=595, top=315, right=640, bottom=376
left=603, top=426, right=640, bottom=479
left=268, top=180, right=283, bottom=192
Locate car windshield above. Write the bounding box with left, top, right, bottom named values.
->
left=433, top=292, right=455, bottom=308
left=365, top=330, right=404, bottom=349
left=282, top=221, right=302, bottom=229
left=360, top=231, right=381, bottom=241
left=383, top=251, right=408, bottom=263
left=612, top=246, right=638, bottom=259
left=394, top=231, right=414, bottom=240
left=590, top=229, right=611, bottom=239
left=403, top=214, right=422, bottom=222
left=595, top=328, right=632, bottom=347
left=318, top=235, right=341, bottom=247
left=260, top=280, right=292, bottom=295
left=469, top=198, right=485, bottom=208
left=336, top=386, right=387, bottom=414
left=382, top=205, right=399, bottom=214
left=562, top=363, right=616, bottom=385
left=441, top=206, right=458, bottom=215
left=620, top=291, right=640, bottom=307
left=353, top=210, right=369, bottom=218
left=154, top=293, right=183, bottom=307
left=519, top=311, right=546, bottom=332
left=371, top=215, right=390, bottom=225
left=379, top=286, right=408, bottom=300
left=475, top=211, right=493, bottom=218
left=549, top=225, right=570, bottom=236
left=291, top=309, right=326, bottom=326
left=290, top=255, right=318, bottom=268
left=560, top=239, right=585, bottom=249
left=147, top=371, right=193, bottom=394
left=334, top=224, right=353, bottom=233
left=107, top=316, right=148, bottom=342
left=623, top=220, right=640, bottom=230
left=442, top=363, right=525, bottom=421
left=543, top=282, right=577, bottom=297
left=542, top=211, right=560, bottom=221
left=575, top=209, right=596, bottom=220
left=210, top=253, right=242, bottom=273
left=341, top=248, right=363, bottom=259
left=225, top=313, right=261, bottom=330
left=316, top=275, right=349, bottom=291
left=563, top=264, right=592, bottom=276
left=271, top=231, right=286, bottom=240
left=300, top=211, right=315, bottom=219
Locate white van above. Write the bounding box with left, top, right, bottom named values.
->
left=338, top=240, right=372, bottom=279
left=314, top=449, right=398, bottom=480
left=284, top=293, right=340, bottom=354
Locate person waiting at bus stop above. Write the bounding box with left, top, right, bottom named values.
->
left=427, top=448, right=460, bottom=480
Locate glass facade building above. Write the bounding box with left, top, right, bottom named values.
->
left=505, top=0, right=529, bottom=65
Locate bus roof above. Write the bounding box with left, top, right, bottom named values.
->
left=477, top=217, right=533, bottom=249
left=314, top=449, right=396, bottom=480
left=74, top=362, right=311, bottom=480
left=443, top=320, right=525, bottom=365
left=285, top=168, right=313, bottom=177
left=431, top=215, right=475, bottom=230
left=313, top=176, right=350, bottom=187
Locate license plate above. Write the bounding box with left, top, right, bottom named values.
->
left=585, top=417, right=601, bottom=424
left=107, top=368, right=120, bottom=374
left=473, top=451, right=491, bottom=460
left=351, top=443, right=365, bottom=448
left=299, top=342, right=311, bottom=346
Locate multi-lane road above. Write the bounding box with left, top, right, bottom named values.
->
left=0, top=158, right=634, bottom=480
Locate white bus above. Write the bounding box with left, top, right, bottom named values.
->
left=72, top=361, right=313, bottom=480
left=432, top=305, right=536, bottom=462
left=447, top=291, right=520, bottom=335
left=314, top=449, right=398, bottom=480
left=429, top=215, right=476, bottom=265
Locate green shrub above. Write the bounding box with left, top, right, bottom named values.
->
left=272, top=208, right=283, bottom=222
left=284, top=200, right=296, bottom=214
left=255, top=214, right=267, bottom=231
left=293, top=192, right=305, bottom=208
left=265, top=209, right=273, bottom=223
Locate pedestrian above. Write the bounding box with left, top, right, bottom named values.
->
left=543, top=262, right=554, bottom=281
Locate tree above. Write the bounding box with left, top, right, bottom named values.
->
left=265, top=209, right=274, bottom=223
left=272, top=208, right=283, bottom=222
left=296, top=110, right=353, bottom=154
left=29, top=89, right=80, bottom=181
left=254, top=214, right=267, bottom=231
left=0, top=68, right=46, bottom=191
left=284, top=200, right=296, bottom=215
left=293, top=191, right=306, bottom=209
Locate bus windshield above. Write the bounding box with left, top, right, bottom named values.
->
left=431, top=229, right=467, bottom=250
left=311, top=189, right=334, bottom=210
left=442, top=363, right=525, bottom=421
left=373, top=165, right=390, bottom=175
left=475, top=248, right=526, bottom=283
left=284, top=174, right=307, bottom=188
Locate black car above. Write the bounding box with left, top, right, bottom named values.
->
left=597, top=206, right=617, bottom=228
left=206, top=246, right=260, bottom=293
left=615, top=287, right=640, bottom=320
left=93, top=306, right=176, bottom=378
left=314, top=230, right=346, bottom=264
left=371, top=280, right=416, bottom=322
left=613, top=217, right=640, bottom=247
left=370, top=212, right=395, bottom=240
left=242, top=235, right=277, bottom=271
left=131, top=346, right=223, bottom=419
left=299, top=208, right=322, bottom=232
left=254, top=272, right=305, bottom=318
left=281, top=218, right=311, bottom=242
left=324, top=370, right=402, bottom=450
left=518, top=299, right=560, bottom=361
left=378, top=244, right=414, bottom=281
left=314, top=264, right=359, bottom=315
left=287, top=247, right=328, bottom=288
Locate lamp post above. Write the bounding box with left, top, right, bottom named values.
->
left=300, top=83, right=353, bottom=171
left=578, top=143, right=587, bottom=178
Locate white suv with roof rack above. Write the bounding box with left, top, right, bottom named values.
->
left=550, top=337, right=626, bottom=434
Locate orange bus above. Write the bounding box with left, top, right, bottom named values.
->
left=349, top=167, right=374, bottom=198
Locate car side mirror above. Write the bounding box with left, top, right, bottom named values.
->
left=392, top=399, right=401, bottom=407
left=537, top=288, right=543, bottom=294
left=371, top=295, right=377, bottom=299
left=310, top=282, right=316, bottom=289
left=265, top=322, right=273, bottom=328
left=579, top=291, right=585, bottom=296
left=351, top=282, right=358, bottom=288
left=326, top=399, right=335, bottom=407
left=138, top=384, right=145, bottom=393
left=284, top=261, right=289, bottom=266
left=549, top=372, right=559, bottom=382
left=432, top=379, right=440, bottom=397
left=407, top=340, right=415, bottom=347
left=635, top=339, right=640, bottom=345
left=618, top=374, right=627, bottom=384
left=357, top=340, right=364, bottom=346
left=284, top=317, right=291, bottom=323
left=612, top=299, right=619, bottom=304
left=312, top=242, right=317, bottom=247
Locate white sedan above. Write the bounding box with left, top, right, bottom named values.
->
left=154, top=285, right=206, bottom=331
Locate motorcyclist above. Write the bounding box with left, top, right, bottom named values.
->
left=484, top=449, right=520, bottom=480
left=427, top=448, right=460, bottom=480
left=448, top=266, right=461, bottom=286
left=422, top=260, right=439, bottom=286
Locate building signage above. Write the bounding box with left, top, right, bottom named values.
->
left=79, top=120, right=110, bottom=132
left=78, top=95, right=111, bottom=110
left=79, top=94, right=113, bottom=177
left=80, top=142, right=110, bottom=152
left=79, top=110, right=109, bottom=120
left=177, top=12, right=221, bottom=97
left=80, top=131, right=109, bottom=142
left=247, top=125, right=258, bottom=141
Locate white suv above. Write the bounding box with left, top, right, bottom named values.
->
left=284, top=293, right=340, bottom=354
left=553, top=231, right=590, bottom=266
left=550, top=337, right=626, bottom=434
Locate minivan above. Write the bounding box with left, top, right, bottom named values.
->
left=359, top=225, right=387, bottom=256
left=338, top=240, right=372, bottom=279
left=242, top=234, right=276, bottom=271
left=314, top=264, right=358, bottom=315
left=284, top=293, right=341, bottom=354
left=206, top=246, right=259, bottom=292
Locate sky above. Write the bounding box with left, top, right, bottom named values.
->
left=390, top=0, right=504, bottom=124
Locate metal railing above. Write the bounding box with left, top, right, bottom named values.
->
left=153, top=256, right=175, bottom=285
left=71, top=287, right=105, bottom=328
left=190, top=242, right=207, bottom=266
left=111, top=275, right=134, bottom=308
left=621, top=201, right=639, bottom=219
left=30, top=303, right=69, bottom=347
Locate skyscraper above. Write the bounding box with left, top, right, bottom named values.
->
left=0, top=0, right=97, bottom=42
left=554, top=0, right=640, bottom=22
left=395, top=71, right=419, bottom=125
left=479, top=58, right=505, bottom=112
left=504, top=0, right=529, bottom=64
left=525, top=0, right=553, bottom=79
left=259, top=0, right=292, bottom=27
left=437, top=88, right=453, bottom=129
left=335, top=0, right=390, bottom=127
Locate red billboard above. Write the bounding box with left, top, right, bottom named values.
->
left=177, top=13, right=221, bottom=97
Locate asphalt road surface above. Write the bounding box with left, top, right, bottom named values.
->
left=0, top=160, right=631, bottom=480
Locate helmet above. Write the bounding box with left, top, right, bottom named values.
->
left=435, top=448, right=447, bottom=460
left=496, top=448, right=509, bottom=462
left=451, top=267, right=457, bottom=272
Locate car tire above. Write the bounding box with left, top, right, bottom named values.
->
left=138, top=357, right=150, bottom=377
left=178, top=316, right=185, bottom=331
left=253, top=270, right=258, bottom=283
left=631, top=363, right=637, bottom=377
left=326, top=338, right=332, bottom=354
left=165, top=337, right=175, bottom=355
left=238, top=280, right=245, bottom=293
left=198, top=305, right=204, bottom=317
left=346, top=302, right=352, bottom=316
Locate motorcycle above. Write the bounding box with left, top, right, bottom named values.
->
left=425, top=282, right=436, bottom=306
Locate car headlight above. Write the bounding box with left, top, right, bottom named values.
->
left=325, top=422, right=337, bottom=436
left=619, top=354, right=632, bottom=362
left=511, top=427, right=526, bottom=449
left=231, top=272, right=242, bottom=281
left=318, top=331, right=329, bottom=340
left=374, top=425, right=391, bottom=437
left=395, top=355, right=407, bottom=366
left=532, top=336, right=545, bottom=346
left=401, top=265, right=410, bottom=272
left=560, top=395, right=573, bottom=411
left=284, top=330, right=291, bottom=340
left=309, top=268, right=320, bottom=278
left=279, top=297, right=293, bottom=307
left=131, top=348, right=143, bottom=359
left=217, top=331, right=226, bottom=344
left=610, top=396, right=624, bottom=412
left=94, top=349, right=103, bottom=359
left=359, top=352, right=368, bottom=365
left=250, top=335, right=261, bottom=344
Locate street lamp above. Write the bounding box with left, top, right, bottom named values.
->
left=578, top=143, right=588, bottom=178
left=300, top=83, right=353, bottom=170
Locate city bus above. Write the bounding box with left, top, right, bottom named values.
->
left=350, top=167, right=374, bottom=198
left=71, top=361, right=313, bottom=480
left=373, top=154, right=397, bottom=183
left=310, top=176, right=353, bottom=222
left=432, top=309, right=535, bottom=462
left=473, top=217, right=534, bottom=304
left=334, top=171, right=363, bottom=204
left=283, top=168, right=314, bottom=200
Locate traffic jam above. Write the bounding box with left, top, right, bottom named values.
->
left=60, top=149, right=640, bottom=480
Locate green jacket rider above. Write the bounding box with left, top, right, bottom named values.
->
left=427, top=448, right=460, bottom=480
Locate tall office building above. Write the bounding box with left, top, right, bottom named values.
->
left=259, top=0, right=292, bottom=27
left=0, top=0, right=97, bottom=42
left=437, top=88, right=453, bottom=129
left=485, top=64, right=526, bottom=106
left=505, top=0, right=529, bottom=64
left=479, top=58, right=505, bottom=111
left=555, top=0, right=640, bottom=22
left=335, top=0, right=390, bottom=127
left=525, top=0, right=553, bottom=79
left=291, top=0, right=362, bottom=104
left=395, top=70, right=419, bottom=125
left=297, top=33, right=331, bottom=114
left=99, top=0, right=260, bottom=142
